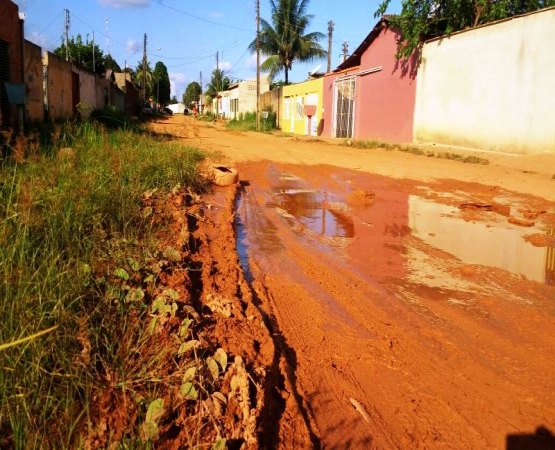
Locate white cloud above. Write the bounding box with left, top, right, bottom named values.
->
left=126, top=39, right=141, bottom=55
left=98, top=0, right=150, bottom=8
left=169, top=72, right=187, bottom=99
left=246, top=53, right=257, bottom=69
left=215, top=61, right=232, bottom=71
left=28, top=31, right=49, bottom=49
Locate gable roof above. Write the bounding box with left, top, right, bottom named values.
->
left=334, top=16, right=392, bottom=72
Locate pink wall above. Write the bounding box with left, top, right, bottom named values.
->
left=322, top=27, right=418, bottom=143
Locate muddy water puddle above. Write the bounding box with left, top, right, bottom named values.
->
left=236, top=166, right=555, bottom=292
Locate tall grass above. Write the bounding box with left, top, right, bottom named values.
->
left=0, top=122, right=205, bottom=448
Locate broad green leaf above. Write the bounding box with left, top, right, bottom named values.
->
left=142, top=398, right=164, bottom=440
left=181, top=381, right=198, bottom=400
left=183, top=366, right=197, bottom=382
left=211, top=438, right=227, bottom=450
left=148, top=317, right=158, bottom=334
left=143, top=274, right=155, bottom=284
left=214, top=348, right=227, bottom=372
left=170, top=302, right=178, bottom=317
left=178, top=340, right=199, bottom=355
left=162, top=288, right=179, bottom=300
left=114, top=268, right=129, bottom=280
left=206, top=357, right=219, bottom=380
left=163, top=246, right=182, bottom=262
left=127, top=257, right=140, bottom=272
left=180, top=319, right=193, bottom=337
left=151, top=297, right=166, bottom=314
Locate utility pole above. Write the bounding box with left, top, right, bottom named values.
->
left=256, top=0, right=260, bottom=130
left=64, top=9, right=70, bottom=61
left=199, top=71, right=203, bottom=112
left=327, top=21, right=334, bottom=73
left=216, top=51, right=219, bottom=118
left=92, top=30, right=95, bottom=73
left=342, top=41, right=349, bottom=63
left=142, top=33, right=147, bottom=104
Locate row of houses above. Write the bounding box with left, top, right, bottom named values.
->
left=220, top=7, right=554, bottom=155
left=0, top=0, right=141, bottom=132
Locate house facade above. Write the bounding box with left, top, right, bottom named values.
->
left=0, top=0, right=25, bottom=128
left=43, top=52, right=74, bottom=120
left=281, top=77, right=324, bottom=136
left=321, top=18, right=418, bottom=143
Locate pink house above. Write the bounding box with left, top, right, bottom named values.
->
left=322, top=17, right=418, bottom=143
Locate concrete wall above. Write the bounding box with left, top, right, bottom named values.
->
left=43, top=52, right=73, bottom=120
left=73, top=66, right=96, bottom=118
left=260, top=87, right=282, bottom=128
left=414, top=8, right=555, bottom=154
left=322, top=27, right=417, bottom=143
left=281, top=78, right=324, bottom=136
left=0, top=0, right=24, bottom=127
left=96, top=77, right=111, bottom=110
left=23, top=40, right=43, bottom=122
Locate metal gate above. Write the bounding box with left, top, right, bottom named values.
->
left=0, top=39, right=10, bottom=127
left=333, top=76, right=355, bottom=138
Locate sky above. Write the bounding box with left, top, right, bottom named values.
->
left=12, top=0, right=402, bottom=100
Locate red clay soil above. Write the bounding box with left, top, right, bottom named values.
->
left=147, top=116, right=555, bottom=449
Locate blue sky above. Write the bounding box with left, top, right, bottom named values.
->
left=13, top=0, right=401, bottom=100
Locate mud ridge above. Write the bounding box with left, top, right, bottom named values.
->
left=234, top=186, right=322, bottom=448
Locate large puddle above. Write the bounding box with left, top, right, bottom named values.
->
left=236, top=169, right=555, bottom=287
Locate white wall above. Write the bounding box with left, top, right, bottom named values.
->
left=414, top=8, right=555, bottom=154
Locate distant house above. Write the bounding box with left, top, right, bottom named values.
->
left=281, top=77, right=324, bottom=136
left=321, top=17, right=418, bottom=143
left=213, top=78, right=270, bottom=119
left=0, top=0, right=25, bottom=129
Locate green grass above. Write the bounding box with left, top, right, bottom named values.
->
left=226, top=110, right=277, bottom=133
left=0, top=121, right=206, bottom=448
left=344, top=139, right=489, bottom=164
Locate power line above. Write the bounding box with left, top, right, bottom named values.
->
left=151, top=0, right=254, bottom=32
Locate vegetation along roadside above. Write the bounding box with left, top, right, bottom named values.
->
left=0, top=121, right=244, bottom=447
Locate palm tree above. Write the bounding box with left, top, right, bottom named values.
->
left=249, top=0, right=326, bottom=84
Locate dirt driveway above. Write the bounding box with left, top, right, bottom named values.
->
left=152, top=115, right=555, bottom=449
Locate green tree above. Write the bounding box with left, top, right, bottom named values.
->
left=248, top=0, right=326, bottom=84
left=375, top=0, right=555, bottom=58
left=104, top=54, right=122, bottom=72
left=182, top=82, right=202, bottom=108
left=205, top=69, right=231, bottom=99
left=54, top=34, right=106, bottom=75
left=170, top=95, right=178, bottom=104
left=153, top=61, right=171, bottom=105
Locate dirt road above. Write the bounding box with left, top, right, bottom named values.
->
left=152, top=116, right=555, bottom=449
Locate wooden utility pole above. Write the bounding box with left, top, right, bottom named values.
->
left=142, top=33, right=147, bottom=104
left=64, top=9, right=70, bottom=61
left=256, top=0, right=260, bottom=130
left=342, top=41, right=349, bottom=63
left=327, top=21, right=334, bottom=73
left=199, top=71, right=203, bottom=112
left=216, top=51, right=219, bottom=118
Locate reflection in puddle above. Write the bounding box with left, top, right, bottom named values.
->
left=272, top=176, right=354, bottom=238
left=408, top=195, right=554, bottom=285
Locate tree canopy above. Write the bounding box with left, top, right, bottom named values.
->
left=54, top=34, right=106, bottom=75
left=104, top=54, right=122, bottom=73
left=183, top=82, right=202, bottom=108
left=133, top=60, right=154, bottom=101
left=375, top=0, right=555, bottom=58
left=205, top=69, right=231, bottom=98
left=249, top=0, right=326, bottom=84
left=153, top=61, right=171, bottom=105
